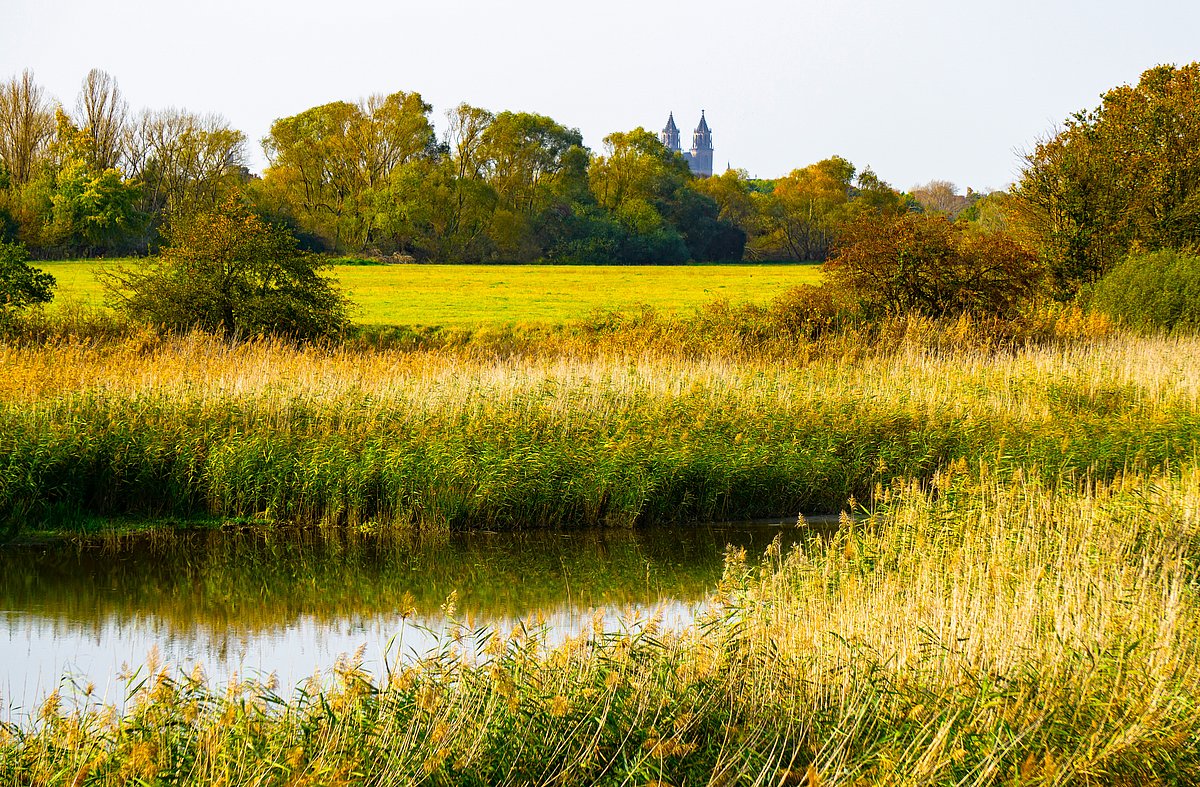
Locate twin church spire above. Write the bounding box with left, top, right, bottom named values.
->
left=661, top=111, right=713, bottom=177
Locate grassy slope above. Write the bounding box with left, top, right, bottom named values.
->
left=36, top=260, right=823, bottom=327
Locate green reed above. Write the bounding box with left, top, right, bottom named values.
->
left=1, top=317, right=1198, bottom=535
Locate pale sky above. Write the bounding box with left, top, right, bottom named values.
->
left=4, top=0, right=1198, bottom=191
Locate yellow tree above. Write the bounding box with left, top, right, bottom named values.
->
left=753, top=156, right=856, bottom=261
left=262, top=91, right=435, bottom=252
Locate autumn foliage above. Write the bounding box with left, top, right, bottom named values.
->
left=824, top=212, right=1044, bottom=318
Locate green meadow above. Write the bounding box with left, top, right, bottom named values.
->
left=37, top=260, right=823, bottom=327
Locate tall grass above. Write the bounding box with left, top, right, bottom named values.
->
left=1, top=318, right=1197, bottom=535
left=2, top=469, right=1196, bottom=784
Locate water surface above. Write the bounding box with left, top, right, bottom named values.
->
left=1, top=523, right=811, bottom=717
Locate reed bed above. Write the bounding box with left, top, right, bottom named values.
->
left=2, top=469, right=1197, bottom=785
left=1, top=322, right=1198, bottom=534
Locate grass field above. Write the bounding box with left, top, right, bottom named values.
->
left=36, top=260, right=823, bottom=327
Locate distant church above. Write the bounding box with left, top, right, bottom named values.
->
left=661, top=111, right=713, bottom=178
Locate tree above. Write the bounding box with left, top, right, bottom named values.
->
left=910, top=180, right=970, bottom=217
left=262, top=91, right=436, bottom=252
left=665, top=186, right=745, bottom=261
left=1013, top=62, right=1200, bottom=295
left=74, top=69, right=127, bottom=170
left=39, top=110, right=142, bottom=254
left=692, top=168, right=756, bottom=230
left=753, top=157, right=856, bottom=261
left=125, top=108, right=247, bottom=222
left=477, top=111, right=588, bottom=260
left=588, top=128, right=690, bottom=213
left=957, top=191, right=1014, bottom=235
left=825, top=212, right=1044, bottom=318
left=0, top=70, right=56, bottom=188
left=584, top=129, right=695, bottom=263
left=1090, top=249, right=1200, bottom=332
left=0, top=240, right=54, bottom=314
left=101, top=198, right=348, bottom=339
left=850, top=167, right=908, bottom=217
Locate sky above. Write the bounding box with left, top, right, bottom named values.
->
left=3, top=0, right=1199, bottom=192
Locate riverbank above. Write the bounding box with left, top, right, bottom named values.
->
left=2, top=318, right=1198, bottom=536
left=3, top=469, right=1196, bottom=784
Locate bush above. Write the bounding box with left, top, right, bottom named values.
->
left=770, top=283, right=854, bottom=339
left=824, top=213, right=1044, bottom=318
left=0, top=240, right=55, bottom=315
left=1090, top=249, right=1200, bottom=332
left=101, top=198, right=349, bottom=340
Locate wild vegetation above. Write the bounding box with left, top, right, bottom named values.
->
left=2, top=62, right=1200, bottom=786
left=1012, top=63, right=1200, bottom=296
left=0, top=310, right=1191, bottom=537
left=0, top=68, right=1001, bottom=267
left=2, top=467, right=1197, bottom=784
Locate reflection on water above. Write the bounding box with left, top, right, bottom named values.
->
left=0, top=523, right=810, bottom=717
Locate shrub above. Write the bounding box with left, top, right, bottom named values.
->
left=1089, top=249, right=1200, bottom=332
left=824, top=212, right=1044, bottom=318
left=770, top=283, right=854, bottom=338
left=0, top=240, right=55, bottom=315
left=101, top=198, right=349, bottom=340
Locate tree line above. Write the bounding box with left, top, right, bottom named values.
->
left=5, top=63, right=1200, bottom=339
left=1, top=68, right=997, bottom=265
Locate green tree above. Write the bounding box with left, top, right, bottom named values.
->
left=584, top=129, right=695, bottom=263
left=665, top=186, right=745, bottom=261
left=478, top=111, right=588, bottom=261
left=851, top=167, right=907, bottom=217
left=101, top=198, right=348, bottom=339
left=1090, top=249, right=1200, bottom=332
left=262, top=92, right=436, bottom=253
left=1013, top=62, right=1200, bottom=295
left=40, top=110, right=142, bottom=254
left=692, top=168, right=756, bottom=230
left=957, top=191, right=1014, bottom=234
left=588, top=128, right=690, bottom=213
left=0, top=240, right=54, bottom=314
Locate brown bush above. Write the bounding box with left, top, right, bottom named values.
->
left=824, top=212, right=1045, bottom=318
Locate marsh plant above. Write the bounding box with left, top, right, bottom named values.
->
left=2, top=469, right=1197, bottom=785
left=0, top=316, right=1194, bottom=535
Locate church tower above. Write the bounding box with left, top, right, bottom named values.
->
left=661, top=112, right=681, bottom=153
left=689, top=111, right=713, bottom=178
